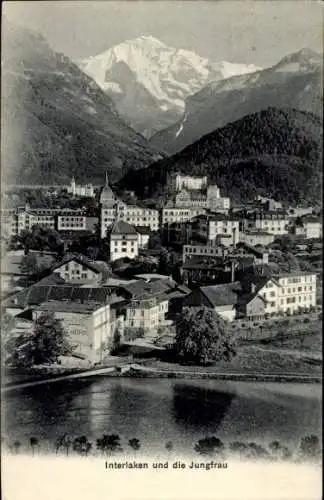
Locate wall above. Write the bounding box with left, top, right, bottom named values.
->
left=214, top=305, right=236, bottom=322
left=110, top=236, right=139, bottom=261
left=53, top=260, right=100, bottom=282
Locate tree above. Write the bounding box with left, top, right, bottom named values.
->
left=19, top=254, right=49, bottom=276
left=12, top=440, right=21, bottom=454
left=268, top=440, right=291, bottom=461
left=298, top=435, right=321, bottom=461
left=174, top=307, right=236, bottom=365
left=5, top=312, right=72, bottom=367
left=123, top=327, right=145, bottom=341
left=73, top=436, right=92, bottom=456
left=194, top=437, right=224, bottom=457
left=165, top=441, right=174, bottom=455
left=30, top=437, right=39, bottom=456
left=13, top=226, right=63, bottom=255
left=96, top=434, right=122, bottom=456
left=128, top=438, right=141, bottom=455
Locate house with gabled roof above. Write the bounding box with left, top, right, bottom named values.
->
left=50, top=253, right=111, bottom=284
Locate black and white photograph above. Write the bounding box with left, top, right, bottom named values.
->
left=1, top=1, right=322, bottom=499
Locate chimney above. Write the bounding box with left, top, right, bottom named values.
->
left=251, top=283, right=256, bottom=294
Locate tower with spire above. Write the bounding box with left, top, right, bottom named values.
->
left=99, top=171, right=116, bottom=207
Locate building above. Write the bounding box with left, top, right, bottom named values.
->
left=182, top=242, right=228, bottom=263
left=162, top=205, right=206, bottom=226
left=51, top=254, right=111, bottom=283
left=244, top=211, right=289, bottom=236
left=239, top=230, right=275, bottom=247
left=183, top=282, right=241, bottom=322
left=206, top=185, right=230, bottom=212
left=166, top=181, right=230, bottom=212
left=116, top=202, right=159, bottom=232
left=292, top=216, right=322, bottom=240
left=99, top=175, right=159, bottom=238
left=67, top=177, right=95, bottom=198
left=32, top=297, right=123, bottom=363
left=183, top=271, right=317, bottom=320
left=107, top=220, right=139, bottom=262
left=168, top=173, right=208, bottom=192
left=287, top=206, right=313, bottom=219
left=274, top=272, right=317, bottom=314
left=135, top=227, right=151, bottom=249
left=56, top=212, right=98, bottom=233
left=190, top=214, right=239, bottom=246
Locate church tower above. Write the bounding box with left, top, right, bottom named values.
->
left=99, top=172, right=116, bottom=207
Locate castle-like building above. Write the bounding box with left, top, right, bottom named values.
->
left=67, top=177, right=95, bottom=198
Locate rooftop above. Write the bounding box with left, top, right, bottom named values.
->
left=200, top=282, right=242, bottom=307
left=109, top=220, right=138, bottom=236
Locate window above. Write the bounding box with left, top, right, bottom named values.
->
left=270, top=301, right=276, bottom=307
left=122, top=248, right=127, bottom=252
left=81, top=273, right=87, bottom=279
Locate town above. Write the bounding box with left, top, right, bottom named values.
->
left=1, top=172, right=322, bottom=370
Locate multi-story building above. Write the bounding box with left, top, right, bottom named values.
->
left=99, top=176, right=159, bottom=238
left=294, top=216, right=322, bottom=240
left=274, top=272, right=317, bottom=314
left=183, top=272, right=317, bottom=321
left=167, top=183, right=230, bottom=212
left=239, top=230, right=275, bottom=247
left=125, top=296, right=169, bottom=332
left=191, top=214, right=240, bottom=246
left=51, top=254, right=110, bottom=283
left=33, top=300, right=120, bottom=363
left=182, top=242, right=228, bottom=263
left=244, top=211, right=289, bottom=236
left=56, top=211, right=98, bottom=232
left=162, top=205, right=206, bottom=226
left=107, top=220, right=139, bottom=262
left=116, top=202, right=159, bottom=232
left=168, top=173, right=208, bottom=192
left=67, top=177, right=95, bottom=198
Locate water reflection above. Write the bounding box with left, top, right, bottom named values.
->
left=172, top=383, right=236, bottom=432
left=2, top=378, right=322, bottom=453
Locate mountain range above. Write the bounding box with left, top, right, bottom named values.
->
left=1, top=21, right=163, bottom=186
left=119, top=107, right=322, bottom=205
left=79, top=35, right=261, bottom=138
left=150, top=48, right=323, bottom=154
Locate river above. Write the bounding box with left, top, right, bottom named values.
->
left=2, top=377, right=322, bottom=455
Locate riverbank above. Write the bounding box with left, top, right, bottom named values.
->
left=2, top=341, right=322, bottom=391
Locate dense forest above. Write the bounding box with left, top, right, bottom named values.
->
left=119, top=107, right=322, bottom=205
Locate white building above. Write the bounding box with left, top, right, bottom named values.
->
left=125, top=296, right=169, bottom=332
left=182, top=242, right=227, bottom=262
left=168, top=173, right=208, bottom=192
left=206, top=185, right=230, bottom=212
left=208, top=216, right=240, bottom=246
left=108, top=220, right=139, bottom=262
left=244, top=212, right=289, bottom=236
left=33, top=301, right=115, bottom=363
left=67, top=177, right=95, bottom=198
left=162, top=205, right=206, bottom=225
left=100, top=176, right=159, bottom=238
left=239, top=231, right=275, bottom=247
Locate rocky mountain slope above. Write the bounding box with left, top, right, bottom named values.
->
left=79, top=35, right=261, bottom=137
left=150, top=49, right=323, bottom=154
left=1, top=21, right=163, bottom=186
left=119, top=107, right=322, bottom=205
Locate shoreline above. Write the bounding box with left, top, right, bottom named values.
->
left=2, top=364, right=322, bottom=391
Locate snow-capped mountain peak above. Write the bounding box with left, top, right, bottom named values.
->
left=78, top=35, right=262, bottom=137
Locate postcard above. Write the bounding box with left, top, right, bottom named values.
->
left=1, top=1, right=322, bottom=499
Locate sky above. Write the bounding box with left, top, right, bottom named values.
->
left=3, top=1, right=323, bottom=66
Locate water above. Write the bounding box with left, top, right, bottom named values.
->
left=2, top=378, right=322, bottom=454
